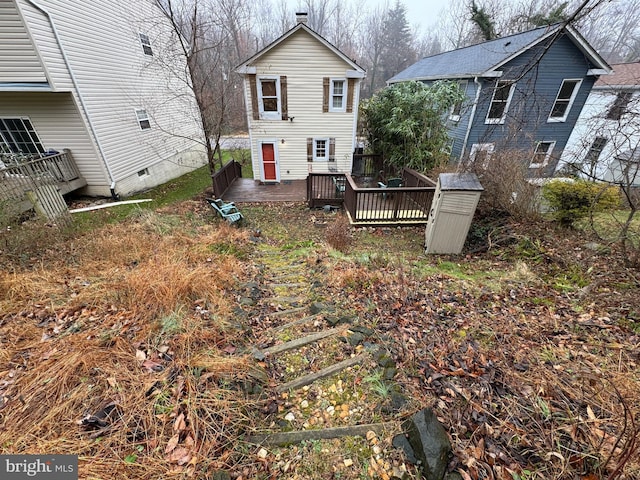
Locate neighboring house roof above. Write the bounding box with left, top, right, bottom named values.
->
left=388, top=23, right=610, bottom=83
left=595, top=62, right=640, bottom=89
left=236, top=22, right=365, bottom=76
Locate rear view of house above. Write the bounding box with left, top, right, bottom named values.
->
left=0, top=0, right=205, bottom=199
left=388, top=24, right=610, bottom=178
left=236, top=13, right=365, bottom=183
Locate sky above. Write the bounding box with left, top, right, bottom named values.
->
left=398, top=0, right=449, bottom=29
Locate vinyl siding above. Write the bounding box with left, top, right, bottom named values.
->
left=560, top=88, right=640, bottom=184
left=244, top=28, right=361, bottom=180
left=465, top=34, right=598, bottom=175
left=0, top=0, right=47, bottom=83
left=0, top=91, right=107, bottom=185
left=15, top=0, right=205, bottom=195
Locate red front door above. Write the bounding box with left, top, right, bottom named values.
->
left=261, top=143, right=277, bottom=181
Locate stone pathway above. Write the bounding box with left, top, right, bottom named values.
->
left=239, top=241, right=414, bottom=479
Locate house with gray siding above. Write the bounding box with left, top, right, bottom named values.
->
left=388, top=24, right=611, bottom=177
left=0, top=0, right=206, bottom=198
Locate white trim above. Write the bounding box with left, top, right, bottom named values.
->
left=346, top=70, right=365, bottom=79
left=480, top=71, right=503, bottom=78
left=236, top=66, right=256, bottom=74
left=134, top=108, right=151, bottom=130
left=257, top=76, right=281, bottom=120
left=258, top=140, right=280, bottom=182
left=485, top=80, right=515, bottom=125
left=587, top=68, right=609, bottom=76
left=548, top=78, right=582, bottom=123
left=461, top=77, right=483, bottom=159
left=313, top=138, right=330, bottom=162
left=469, top=143, right=495, bottom=168
left=530, top=140, right=556, bottom=168
left=329, top=78, right=346, bottom=112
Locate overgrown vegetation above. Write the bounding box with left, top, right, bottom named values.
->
left=1, top=170, right=640, bottom=479
left=361, top=80, right=465, bottom=175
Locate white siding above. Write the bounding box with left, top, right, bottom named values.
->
left=560, top=88, right=640, bottom=184
left=245, top=29, right=361, bottom=181
left=15, top=0, right=206, bottom=196
left=0, top=0, right=47, bottom=83
left=0, top=91, right=108, bottom=186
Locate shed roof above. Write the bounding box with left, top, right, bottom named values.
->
left=387, top=24, right=609, bottom=83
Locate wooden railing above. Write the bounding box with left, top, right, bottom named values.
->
left=307, top=168, right=436, bottom=225
left=212, top=160, right=242, bottom=198
left=351, top=153, right=383, bottom=177
left=0, top=149, right=85, bottom=221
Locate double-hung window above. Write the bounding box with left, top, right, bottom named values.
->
left=449, top=80, right=468, bottom=122
left=0, top=118, right=45, bottom=154
left=257, top=76, right=281, bottom=120
left=530, top=141, right=555, bottom=168
left=548, top=79, right=581, bottom=122
left=135, top=109, right=151, bottom=130
left=584, top=137, right=608, bottom=164
left=486, top=80, right=515, bottom=124
left=313, top=138, right=329, bottom=161
left=329, top=79, right=346, bottom=112
left=139, top=33, right=153, bottom=56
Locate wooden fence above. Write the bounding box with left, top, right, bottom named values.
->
left=212, top=160, right=242, bottom=198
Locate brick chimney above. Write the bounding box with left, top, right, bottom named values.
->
left=296, top=12, right=308, bottom=24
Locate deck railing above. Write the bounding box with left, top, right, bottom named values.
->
left=212, top=160, right=242, bottom=198
left=0, top=149, right=85, bottom=220
left=307, top=167, right=436, bottom=225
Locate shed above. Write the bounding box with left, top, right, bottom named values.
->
left=425, top=173, right=483, bottom=254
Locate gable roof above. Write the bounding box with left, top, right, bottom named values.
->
left=387, top=24, right=610, bottom=84
left=595, top=62, right=640, bottom=88
left=236, top=22, right=364, bottom=76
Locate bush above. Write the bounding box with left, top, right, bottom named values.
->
left=542, top=179, right=621, bottom=227
left=461, top=148, right=541, bottom=220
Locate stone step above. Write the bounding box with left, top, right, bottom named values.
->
left=276, top=353, right=368, bottom=393
left=260, top=327, right=346, bottom=356
left=267, top=282, right=307, bottom=288
left=248, top=422, right=394, bottom=446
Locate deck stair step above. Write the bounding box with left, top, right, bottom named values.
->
left=248, top=422, right=393, bottom=446
left=275, top=353, right=368, bottom=393
left=271, top=314, right=321, bottom=333
left=260, top=326, right=346, bottom=356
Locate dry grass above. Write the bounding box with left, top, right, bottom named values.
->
left=0, top=211, right=258, bottom=479
left=325, top=213, right=353, bottom=252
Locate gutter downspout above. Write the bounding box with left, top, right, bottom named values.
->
left=25, top=0, right=119, bottom=200
left=460, top=76, right=482, bottom=160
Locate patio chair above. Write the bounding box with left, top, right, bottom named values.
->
left=206, top=198, right=243, bottom=225
left=377, top=177, right=402, bottom=199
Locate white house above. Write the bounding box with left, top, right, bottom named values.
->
left=0, top=0, right=206, bottom=198
left=559, top=62, right=640, bottom=186
left=235, top=13, right=365, bottom=183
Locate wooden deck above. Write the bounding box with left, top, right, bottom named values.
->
left=221, top=178, right=307, bottom=203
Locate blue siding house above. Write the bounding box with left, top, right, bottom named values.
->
left=388, top=24, right=611, bottom=177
